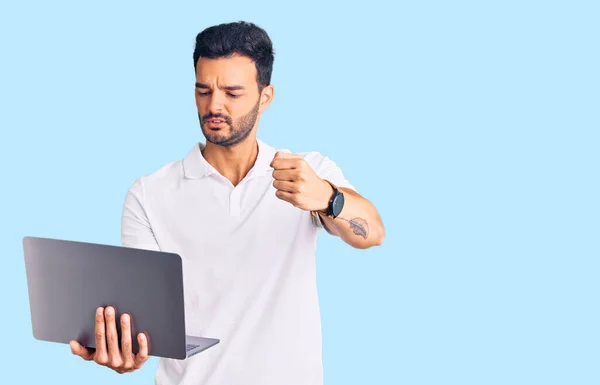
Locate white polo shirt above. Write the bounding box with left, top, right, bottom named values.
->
left=120, top=138, right=354, bottom=385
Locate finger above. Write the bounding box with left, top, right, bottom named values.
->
left=272, top=169, right=297, bottom=182
left=272, top=151, right=286, bottom=160
left=273, top=180, right=298, bottom=193
left=121, top=313, right=135, bottom=370
left=275, top=190, right=297, bottom=206
left=70, top=340, right=94, bottom=360
left=271, top=158, right=302, bottom=170
left=273, top=151, right=301, bottom=160
left=105, top=306, right=123, bottom=367
left=113, top=366, right=131, bottom=374
left=94, top=307, right=108, bottom=365
left=134, top=333, right=149, bottom=369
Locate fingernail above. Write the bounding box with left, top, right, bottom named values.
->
left=122, top=314, right=129, bottom=322
left=97, top=307, right=103, bottom=315
left=106, top=307, right=113, bottom=315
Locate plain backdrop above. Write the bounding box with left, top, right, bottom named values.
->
left=1, top=1, right=598, bottom=384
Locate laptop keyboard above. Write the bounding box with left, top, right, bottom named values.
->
left=186, top=344, right=200, bottom=352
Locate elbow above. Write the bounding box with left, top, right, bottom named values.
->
left=357, top=224, right=385, bottom=249
left=372, top=222, right=385, bottom=247
left=355, top=235, right=384, bottom=250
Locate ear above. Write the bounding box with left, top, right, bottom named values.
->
left=259, top=85, right=275, bottom=113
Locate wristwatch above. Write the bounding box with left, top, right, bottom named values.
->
left=318, top=180, right=345, bottom=219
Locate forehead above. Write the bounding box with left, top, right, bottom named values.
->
left=195, top=54, right=257, bottom=87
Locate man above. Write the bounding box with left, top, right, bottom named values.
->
left=70, top=21, right=385, bottom=384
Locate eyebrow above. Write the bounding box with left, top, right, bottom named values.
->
left=195, top=82, right=245, bottom=91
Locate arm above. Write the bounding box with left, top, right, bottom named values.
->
left=271, top=152, right=385, bottom=249
left=70, top=177, right=154, bottom=372
left=121, top=177, right=161, bottom=251
left=314, top=183, right=385, bottom=249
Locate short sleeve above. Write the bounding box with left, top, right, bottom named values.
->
left=121, top=177, right=161, bottom=251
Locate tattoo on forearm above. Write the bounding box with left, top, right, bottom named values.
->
left=337, top=217, right=369, bottom=239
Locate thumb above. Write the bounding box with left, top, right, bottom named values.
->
left=273, top=151, right=291, bottom=160
left=70, top=340, right=93, bottom=360
left=271, top=151, right=291, bottom=167
left=271, top=151, right=302, bottom=167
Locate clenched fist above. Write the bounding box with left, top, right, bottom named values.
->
left=270, top=152, right=333, bottom=212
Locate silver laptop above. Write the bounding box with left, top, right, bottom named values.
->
left=22, top=236, right=220, bottom=359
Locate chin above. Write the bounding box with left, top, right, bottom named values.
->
left=204, top=133, right=235, bottom=147
left=203, top=126, right=228, bottom=139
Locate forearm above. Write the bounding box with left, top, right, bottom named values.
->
left=318, top=187, right=385, bottom=249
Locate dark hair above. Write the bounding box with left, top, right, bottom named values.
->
left=193, top=21, right=275, bottom=92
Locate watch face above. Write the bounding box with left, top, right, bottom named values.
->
left=332, top=192, right=345, bottom=217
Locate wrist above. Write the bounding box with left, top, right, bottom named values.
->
left=318, top=179, right=334, bottom=212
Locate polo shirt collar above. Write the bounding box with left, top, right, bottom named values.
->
left=183, top=138, right=276, bottom=179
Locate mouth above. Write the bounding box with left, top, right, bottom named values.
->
left=205, top=118, right=228, bottom=129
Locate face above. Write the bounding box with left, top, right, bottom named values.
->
left=195, top=54, right=274, bottom=148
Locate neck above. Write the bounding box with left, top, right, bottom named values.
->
left=201, top=135, right=259, bottom=186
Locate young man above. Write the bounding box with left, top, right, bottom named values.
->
left=70, top=21, right=384, bottom=384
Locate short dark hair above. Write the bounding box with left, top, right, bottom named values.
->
left=193, top=21, right=275, bottom=92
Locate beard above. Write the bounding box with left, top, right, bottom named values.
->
left=199, top=99, right=261, bottom=148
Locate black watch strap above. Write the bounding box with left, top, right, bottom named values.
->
left=311, top=180, right=344, bottom=220
left=323, top=180, right=343, bottom=219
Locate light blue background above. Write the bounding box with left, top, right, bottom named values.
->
left=1, top=1, right=598, bottom=384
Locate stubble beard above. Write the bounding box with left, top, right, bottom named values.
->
left=199, top=99, right=261, bottom=148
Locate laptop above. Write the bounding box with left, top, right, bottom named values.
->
left=22, top=236, right=220, bottom=359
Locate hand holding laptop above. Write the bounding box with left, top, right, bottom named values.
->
left=69, top=306, right=149, bottom=374
left=23, top=237, right=220, bottom=361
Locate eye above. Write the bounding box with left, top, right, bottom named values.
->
left=197, top=91, right=210, bottom=96
left=228, top=93, right=241, bottom=99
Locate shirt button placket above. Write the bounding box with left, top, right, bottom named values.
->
left=229, top=188, right=241, bottom=216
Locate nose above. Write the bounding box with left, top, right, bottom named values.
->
left=207, top=90, right=226, bottom=115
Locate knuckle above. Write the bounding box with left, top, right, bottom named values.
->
left=110, top=357, right=123, bottom=368
left=95, top=354, right=108, bottom=365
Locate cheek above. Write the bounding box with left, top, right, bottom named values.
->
left=194, top=95, right=204, bottom=109
left=195, top=100, right=212, bottom=118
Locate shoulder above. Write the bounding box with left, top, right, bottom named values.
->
left=267, top=140, right=342, bottom=174
left=125, top=160, right=182, bottom=199
left=297, top=151, right=337, bottom=171
left=296, top=150, right=356, bottom=191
